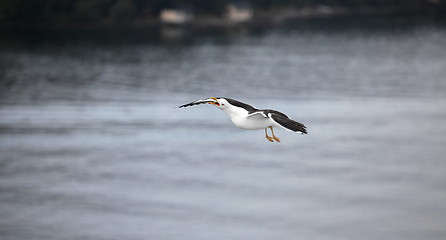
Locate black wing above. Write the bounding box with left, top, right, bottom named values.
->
left=178, top=98, right=217, bottom=108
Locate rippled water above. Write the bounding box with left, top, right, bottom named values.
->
left=1, top=16, right=446, bottom=240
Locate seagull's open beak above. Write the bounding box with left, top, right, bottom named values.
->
left=208, top=97, right=220, bottom=106
left=208, top=102, right=220, bottom=106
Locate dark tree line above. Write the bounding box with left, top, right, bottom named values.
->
left=0, top=0, right=443, bottom=25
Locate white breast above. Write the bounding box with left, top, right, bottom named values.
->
left=230, top=116, right=273, bottom=130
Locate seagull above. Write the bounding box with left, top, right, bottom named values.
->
left=179, top=97, right=307, bottom=142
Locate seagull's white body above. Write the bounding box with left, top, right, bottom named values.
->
left=217, top=99, right=279, bottom=130
left=179, top=97, right=307, bottom=142
left=231, top=113, right=275, bottom=130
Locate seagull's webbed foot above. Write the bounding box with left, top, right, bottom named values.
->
left=270, top=127, right=281, bottom=143
left=265, top=128, right=274, bottom=142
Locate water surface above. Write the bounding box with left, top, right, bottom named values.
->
left=1, top=16, right=446, bottom=240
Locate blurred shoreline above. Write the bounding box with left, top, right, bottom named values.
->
left=1, top=5, right=444, bottom=30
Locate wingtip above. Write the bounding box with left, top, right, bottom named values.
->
left=178, top=97, right=218, bottom=109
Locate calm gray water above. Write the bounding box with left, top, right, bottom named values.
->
left=1, top=16, right=446, bottom=240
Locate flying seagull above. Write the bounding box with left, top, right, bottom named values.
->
left=179, top=97, right=307, bottom=142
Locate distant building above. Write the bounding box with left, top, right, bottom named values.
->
left=160, top=6, right=193, bottom=24
left=226, top=2, right=253, bottom=23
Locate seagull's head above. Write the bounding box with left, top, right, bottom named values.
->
left=207, top=97, right=247, bottom=118
left=208, top=97, right=230, bottom=110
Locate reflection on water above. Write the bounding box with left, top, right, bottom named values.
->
left=1, top=16, right=446, bottom=240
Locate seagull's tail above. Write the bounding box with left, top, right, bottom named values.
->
left=272, top=115, right=307, bottom=134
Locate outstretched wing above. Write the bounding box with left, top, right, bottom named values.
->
left=247, top=111, right=267, bottom=118
left=178, top=98, right=217, bottom=108
left=269, top=111, right=308, bottom=134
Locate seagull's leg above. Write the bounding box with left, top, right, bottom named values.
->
left=264, top=128, right=274, bottom=142
left=270, top=126, right=281, bottom=143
